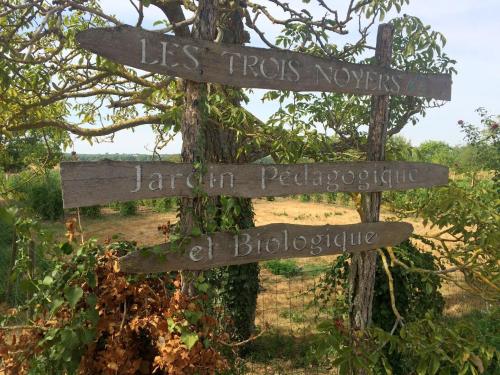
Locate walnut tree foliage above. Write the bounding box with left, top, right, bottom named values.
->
left=1, top=0, right=456, bottom=160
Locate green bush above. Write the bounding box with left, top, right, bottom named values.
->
left=337, top=193, right=351, bottom=206
left=312, top=193, right=323, bottom=203
left=119, top=201, right=137, bottom=216
left=108, top=201, right=120, bottom=211
left=264, top=259, right=302, bottom=278
left=373, top=241, right=444, bottom=332
left=299, top=194, right=311, bottom=202
left=153, top=198, right=176, bottom=212
left=79, top=205, right=101, bottom=218
left=316, top=241, right=445, bottom=374
left=8, top=171, right=63, bottom=220
left=325, top=193, right=337, bottom=204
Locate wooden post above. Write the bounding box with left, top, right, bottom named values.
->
left=349, top=24, right=395, bottom=333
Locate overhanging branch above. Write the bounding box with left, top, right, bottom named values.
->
left=6, top=115, right=165, bottom=137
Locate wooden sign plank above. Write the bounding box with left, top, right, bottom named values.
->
left=76, top=26, right=452, bottom=100
left=118, top=222, right=413, bottom=273
left=60, top=161, right=448, bottom=208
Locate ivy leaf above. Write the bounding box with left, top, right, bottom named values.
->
left=184, top=311, right=202, bottom=324
left=60, top=242, right=73, bottom=255
left=181, top=331, right=199, bottom=350
left=191, top=226, right=202, bottom=237
left=64, top=286, right=83, bottom=308
left=196, top=282, right=210, bottom=293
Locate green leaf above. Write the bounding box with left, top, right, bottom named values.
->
left=191, top=226, right=202, bottom=237
left=42, top=276, right=54, bottom=286
left=0, top=206, right=14, bottom=225
left=60, top=328, right=79, bottom=348
left=50, top=298, right=64, bottom=315
left=64, top=286, right=84, bottom=308
left=181, top=331, right=199, bottom=350
left=60, top=242, right=73, bottom=255
left=167, top=317, right=178, bottom=333
left=184, top=311, right=202, bottom=324
left=196, top=282, right=210, bottom=293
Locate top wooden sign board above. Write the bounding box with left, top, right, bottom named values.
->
left=76, top=26, right=452, bottom=100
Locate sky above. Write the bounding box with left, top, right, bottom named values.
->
left=72, top=0, right=500, bottom=154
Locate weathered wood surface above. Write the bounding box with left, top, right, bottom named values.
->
left=119, top=222, right=413, bottom=273
left=76, top=26, right=452, bottom=100
left=352, top=24, right=394, bottom=332
left=60, top=160, right=449, bottom=208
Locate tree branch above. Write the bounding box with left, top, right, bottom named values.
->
left=6, top=115, right=165, bottom=137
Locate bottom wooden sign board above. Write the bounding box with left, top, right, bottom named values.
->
left=118, top=222, right=413, bottom=273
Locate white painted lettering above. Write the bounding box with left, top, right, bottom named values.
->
left=140, top=38, right=159, bottom=65
left=293, top=236, right=307, bottom=251
left=189, top=246, right=204, bottom=262
left=235, top=233, right=252, bottom=257
left=183, top=45, right=200, bottom=70
left=149, top=173, right=163, bottom=191
left=334, top=68, right=350, bottom=87
left=243, top=55, right=259, bottom=77
left=365, top=231, right=377, bottom=244
left=261, top=166, right=278, bottom=190
left=221, top=51, right=241, bottom=74
left=131, top=165, right=142, bottom=192
left=260, top=57, right=280, bottom=79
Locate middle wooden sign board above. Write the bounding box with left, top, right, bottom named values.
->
left=68, top=25, right=453, bottom=273
left=60, top=160, right=448, bottom=208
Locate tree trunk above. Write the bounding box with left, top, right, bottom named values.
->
left=214, top=8, right=260, bottom=344
left=179, top=0, right=219, bottom=296
left=348, top=23, right=394, bottom=349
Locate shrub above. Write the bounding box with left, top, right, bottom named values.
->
left=0, top=241, right=229, bottom=374
left=312, top=193, right=323, bottom=203
left=108, top=201, right=120, bottom=211
left=152, top=198, right=176, bottom=212
left=8, top=171, right=63, bottom=220
left=316, top=241, right=445, bottom=374
left=119, top=201, right=137, bottom=216
left=325, top=192, right=337, bottom=204
left=299, top=194, right=311, bottom=202
left=264, top=259, right=302, bottom=278
left=337, top=193, right=351, bottom=206
left=79, top=205, right=101, bottom=218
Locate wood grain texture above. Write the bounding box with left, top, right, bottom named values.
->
left=352, top=24, right=394, bottom=333
left=119, top=222, right=414, bottom=273
left=76, top=26, right=452, bottom=100
left=60, top=160, right=449, bottom=208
